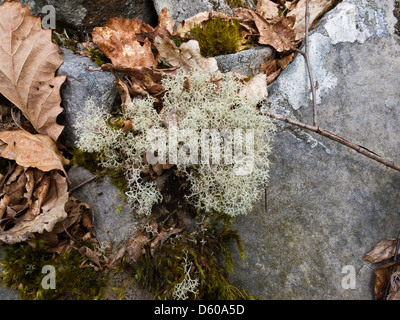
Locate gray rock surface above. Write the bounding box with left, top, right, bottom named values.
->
left=215, top=46, right=273, bottom=77
left=67, top=165, right=140, bottom=247
left=15, top=0, right=157, bottom=35
left=230, top=0, right=400, bottom=299
left=153, top=0, right=231, bottom=26
left=56, top=49, right=118, bottom=148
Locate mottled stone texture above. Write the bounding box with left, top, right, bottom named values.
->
left=16, top=0, right=158, bottom=34
left=230, top=0, right=400, bottom=299
left=56, top=49, right=118, bottom=148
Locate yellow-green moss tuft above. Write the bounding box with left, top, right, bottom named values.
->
left=190, top=16, right=241, bottom=57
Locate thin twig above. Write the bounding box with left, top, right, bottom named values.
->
left=264, top=184, right=268, bottom=213
left=264, top=111, right=400, bottom=173
left=294, top=0, right=318, bottom=127
left=68, top=175, right=98, bottom=193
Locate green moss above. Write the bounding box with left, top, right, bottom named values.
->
left=225, top=0, right=246, bottom=8
left=127, top=213, right=254, bottom=300
left=0, top=241, right=108, bottom=300
left=52, top=30, right=78, bottom=53
left=190, top=16, right=241, bottom=57
left=87, top=48, right=109, bottom=67
left=69, top=149, right=103, bottom=173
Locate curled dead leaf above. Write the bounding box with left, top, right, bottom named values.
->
left=92, top=17, right=157, bottom=69
left=363, top=238, right=398, bottom=264
left=0, top=130, right=69, bottom=178
left=250, top=10, right=296, bottom=52
left=0, top=170, right=68, bottom=244
left=240, top=73, right=268, bottom=100
left=257, top=0, right=280, bottom=20
left=288, top=0, right=334, bottom=41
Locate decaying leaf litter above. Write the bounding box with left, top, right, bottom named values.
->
left=3, top=0, right=388, bottom=300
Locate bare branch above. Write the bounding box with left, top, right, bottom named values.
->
left=295, top=0, right=318, bottom=127
left=264, top=111, right=400, bottom=173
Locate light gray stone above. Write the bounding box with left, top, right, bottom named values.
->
left=215, top=46, right=274, bottom=77
left=67, top=165, right=139, bottom=247
left=152, top=0, right=231, bottom=26
left=15, top=0, right=158, bottom=35
left=230, top=0, right=400, bottom=299
left=56, top=49, right=118, bottom=148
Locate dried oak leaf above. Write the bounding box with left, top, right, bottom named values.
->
left=257, top=0, right=280, bottom=20
left=0, top=130, right=69, bottom=177
left=288, top=0, right=334, bottom=41
left=0, top=170, right=68, bottom=244
left=92, top=17, right=156, bottom=69
left=363, top=238, right=398, bottom=264
left=158, top=7, right=175, bottom=35
left=0, top=1, right=66, bottom=142
left=250, top=10, right=296, bottom=52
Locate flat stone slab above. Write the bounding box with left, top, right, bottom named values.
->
left=230, top=0, right=400, bottom=299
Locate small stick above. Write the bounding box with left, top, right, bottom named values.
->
left=264, top=111, right=400, bottom=173
left=264, top=184, right=268, bottom=213
left=293, top=0, right=318, bottom=127
left=68, top=175, right=98, bottom=193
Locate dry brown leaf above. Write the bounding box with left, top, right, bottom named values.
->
left=150, top=227, right=182, bottom=253
left=179, top=40, right=219, bottom=72
left=92, top=17, right=157, bottom=69
left=0, top=170, right=68, bottom=244
left=387, top=266, right=400, bottom=300
left=154, top=36, right=219, bottom=73
left=257, top=0, right=280, bottom=19
left=101, top=63, right=171, bottom=98
left=79, top=246, right=102, bottom=267
left=0, top=130, right=69, bottom=177
left=30, top=173, right=51, bottom=216
left=158, top=7, right=175, bottom=35
left=175, top=11, right=232, bottom=37
left=250, top=10, right=296, bottom=52
left=373, top=261, right=400, bottom=300
left=288, top=0, right=334, bottom=41
left=240, top=73, right=268, bottom=100
left=114, top=76, right=132, bottom=110
left=267, top=69, right=281, bottom=85
left=0, top=1, right=66, bottom=141
left=363, top=238, right=397, bottom=264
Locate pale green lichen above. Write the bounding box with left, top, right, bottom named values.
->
left=161, top=70, right=275, bottom=216
left=74, top=69, right=274, bottom=217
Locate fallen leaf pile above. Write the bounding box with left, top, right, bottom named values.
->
left=85, top=0, right=335, bottom=105
left=0, top=1, right=100, bottom=263
left=363, top=237, right=400, bottom=300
